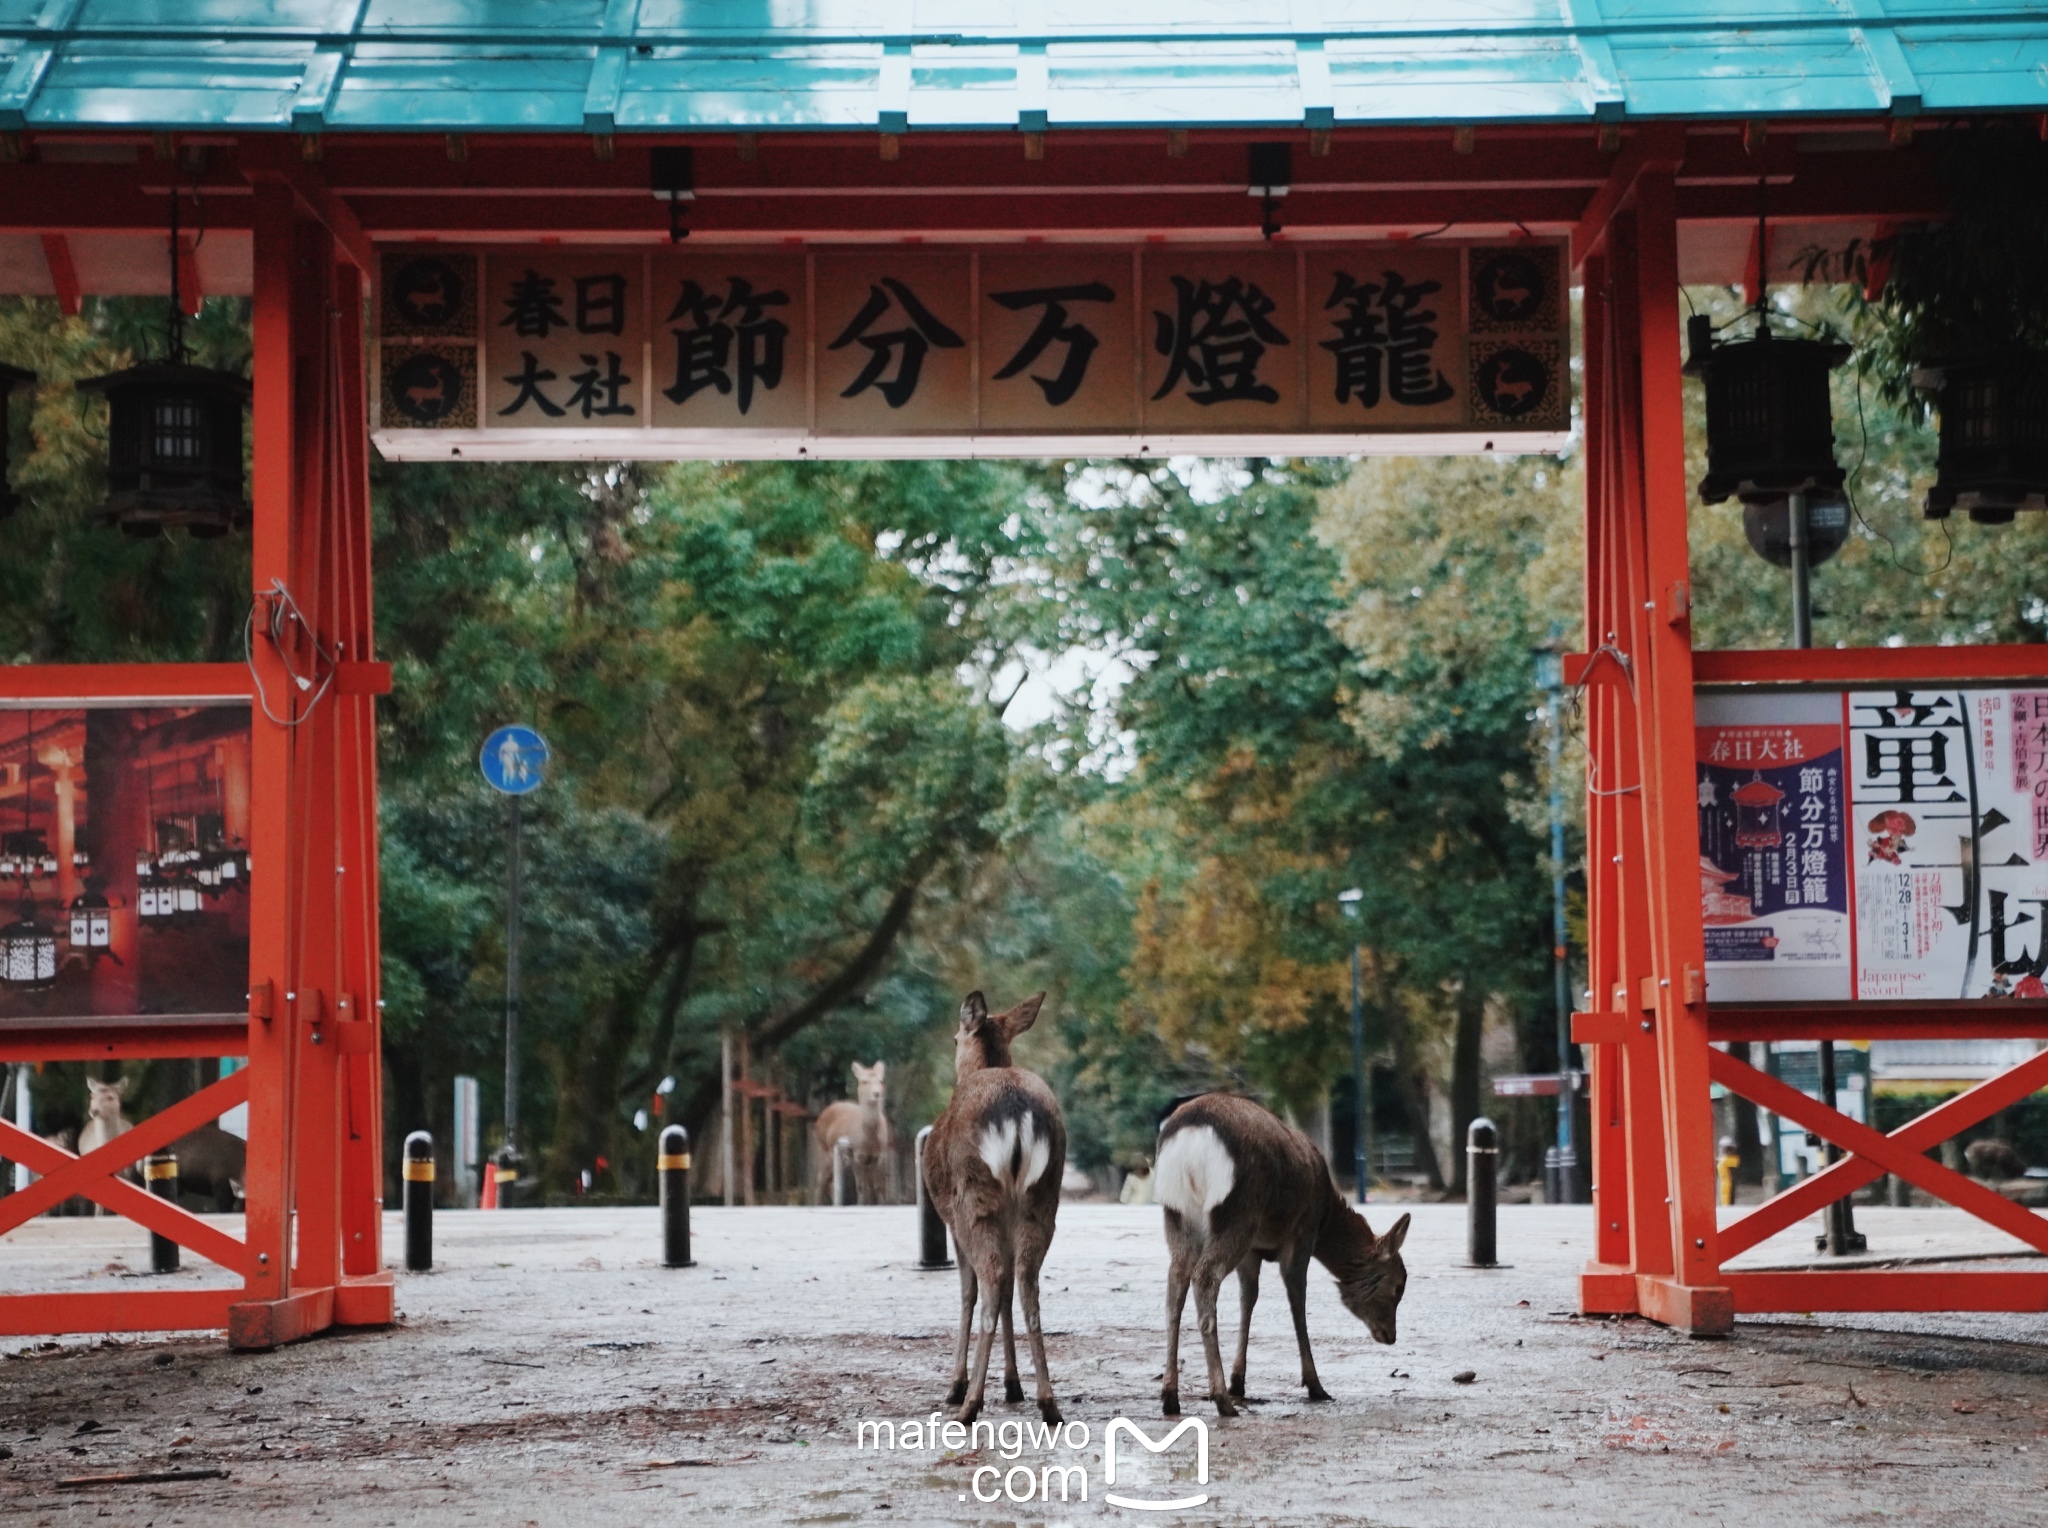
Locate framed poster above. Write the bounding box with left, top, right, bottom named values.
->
left=0, top=701, right=252, bottom=1026
left=1698, top=686, right=2048, bottom=1003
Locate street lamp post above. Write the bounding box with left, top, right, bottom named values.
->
left=1338, top=887, right=1368, bottom=1203
left=1535, top=648, right=1581, bottom=1203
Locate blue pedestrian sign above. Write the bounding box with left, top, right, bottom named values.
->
left=480, top=726, right=549, bottom=795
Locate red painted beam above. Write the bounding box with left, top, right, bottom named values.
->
left=1695, top=644, right=2048, bottom=686
left=0, top=1022, right=249, bottom=1063
left=1725, top=1271, right=2048, bottom=1312
left=38, top=232, right=79, bottom=314
left=0, top=1289, right=239, bottom=1337
left=0, top=662, right=250, bottom=699
left=1708, top=1001, right=2048, bottom=1040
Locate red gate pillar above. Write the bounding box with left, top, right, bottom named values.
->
left=228, top=182, right=390, bottom=1350
left=1574, top=155, right=1731, bottom=1334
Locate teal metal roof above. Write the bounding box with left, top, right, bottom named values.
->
left=1, top=0, right=2044, bottom=134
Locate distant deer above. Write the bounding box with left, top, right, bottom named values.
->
left=924, top=991, right=1065, bottom=1425
left=813, top=1060, right=892, bottom=1204
left=78, top=1077, right=136, bottom=1216
left=1154, top=1093, right=1410, bottom=1417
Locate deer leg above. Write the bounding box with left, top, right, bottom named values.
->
left=1282, top=1252, right=1331, bottom=1402
left=1193, top=1265, right=1238, bottom=1419
left=1001, top=1289, right=1023, bottom=1404
left=1017, top=1254, right=1062, bottom=1425
left=946, top=1255, right=978, bottom=1408
left=1161, top=1238, right=1191, bottom=1416
left=958, top=1251, right=1010, bottom=1426
left=1230, top=1254, right=1261, bottom=1400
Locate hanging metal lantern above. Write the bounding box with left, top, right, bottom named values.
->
left=69, top=890, right=113, bottom=951
left=1, top=903, right=57, bottom=989
left=0, top=361, right=33, bottom=521
left=75, top=182, right=249, bottom=538
left=1922, top=350, right=2048, bottom=524
left=75, top=362, right=251, bottom=537
left=1686, top=313, right=1850, bottom=511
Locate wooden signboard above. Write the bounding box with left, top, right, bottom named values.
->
left=371, top=242, right=1571, bottom=460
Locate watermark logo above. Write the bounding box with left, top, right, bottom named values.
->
left=854, top=1411, right=1211, bottom=1510
left=1104, top=1417, right=1209, bottom=1511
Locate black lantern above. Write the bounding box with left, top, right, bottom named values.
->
left=75, top=182, right=249, bottom=538
left=0, top=361, right=33, bottom=520
left=1922, top=350, right=2048, bottom=524
left=76, top=362, right=250, bottom=537
left=1686, top=312, right=1849, bottom=510
left=1, top=902, right=57, bottom=990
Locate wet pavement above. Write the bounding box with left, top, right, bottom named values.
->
left=2, top=1203, right=2045, bottom=1525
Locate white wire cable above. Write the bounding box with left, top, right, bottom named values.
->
left=244, top=577, right=335, bottom=727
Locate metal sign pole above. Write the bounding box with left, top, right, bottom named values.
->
left=479, top=724, right=548, bottom=1209
left=503, top=792, right=522, bottom=1167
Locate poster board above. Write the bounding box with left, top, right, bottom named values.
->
left=1698, top=686, right=2048, bottom=1004
left=0, top=701, right=252, bottom=1028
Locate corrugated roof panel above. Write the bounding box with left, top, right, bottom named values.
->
left=33, top=40, right=316, bottom=127
left=1046, top=41, right=1301, bottom=125
left=635, top=0, right=898, bottom=36
left=1318, top=0, right=1564, bottom=29
left=1900, top=26, right=2048, bottom=110
left=356, top=0, right=611, bottom=32
left=1, top=0, right=2046, bottom=131
left=912, top=0, right=1019, bottom=29
left=1327, top=34, right=1589, bottom=122
left=73, top=0, right=351, bottom=31
left=331, top=45, right=597, bottom=130
left=1608, top=28, right=1888, bottom=117
left=615, top=45, right=884, bottom=128
left=1045, top=0, right=1290, bottom=29
left=910, top=43, right=1022, bottom=127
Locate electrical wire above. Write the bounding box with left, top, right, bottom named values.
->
left=245, top=577, right=335, bottom=727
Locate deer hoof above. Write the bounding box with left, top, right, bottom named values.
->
left=1161, top=1387, right=1180, bottom=1417
left=1005, top=1377, right=1025, bottom=1404
left=945, top=1380, right=968, bottom=1406
left=1306, top=1384, right=1333, bottom=1403
left=1228, top=1374, right=1245, bottom=1400
left=954, top=1398, right=983, bottom=1426
left=1211, top=1393, right=1239, bottom=1419
left=1038, top=1398, right=1063, bottom=1426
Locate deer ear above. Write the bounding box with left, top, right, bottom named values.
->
left=111, top=1077, right=130, bottom=1098
left=1002, top=992, right=1046, bottom=1038
left=872, top=1060, right=886, bottom=1083
left=851, top=1062, right=872, bottom=1082
left=1379, top=1211, right=1411, bottom=1255
left=959, top=991, right=989, bottom=1031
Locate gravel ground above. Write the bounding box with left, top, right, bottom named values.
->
left=3, top=1202, right=2047, bottom=1526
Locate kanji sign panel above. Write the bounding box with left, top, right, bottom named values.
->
left=373, top=242, right=1572, bottom=459
left=648, top=254, right=809, bottom=433
left=979, top=250, right=1136, bottom=432
left=1698, top=687, right=2048, bottom=1003
left=484, top=254, right=649, bottom=428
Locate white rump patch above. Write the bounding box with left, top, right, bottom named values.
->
left=978, top=1112, right=1052, bottom=1196
left=1154, top=1125, right=1236, bottom=1232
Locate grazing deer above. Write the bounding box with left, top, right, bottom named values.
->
left=1154, top=1092, right=1410, bottom=1418
left=923, top=991, right=1065, bottom=1425
left=813, top=1060, right=892, bottom=1204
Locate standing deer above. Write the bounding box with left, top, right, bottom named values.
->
left=812, top=1060, right=892, bottom=1204
left=78, top=1078, right=136, bottom=1216
left=924, top=991, right=1065, bottom=1425
left=1154, top=1092, right=1410, bottom=1417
